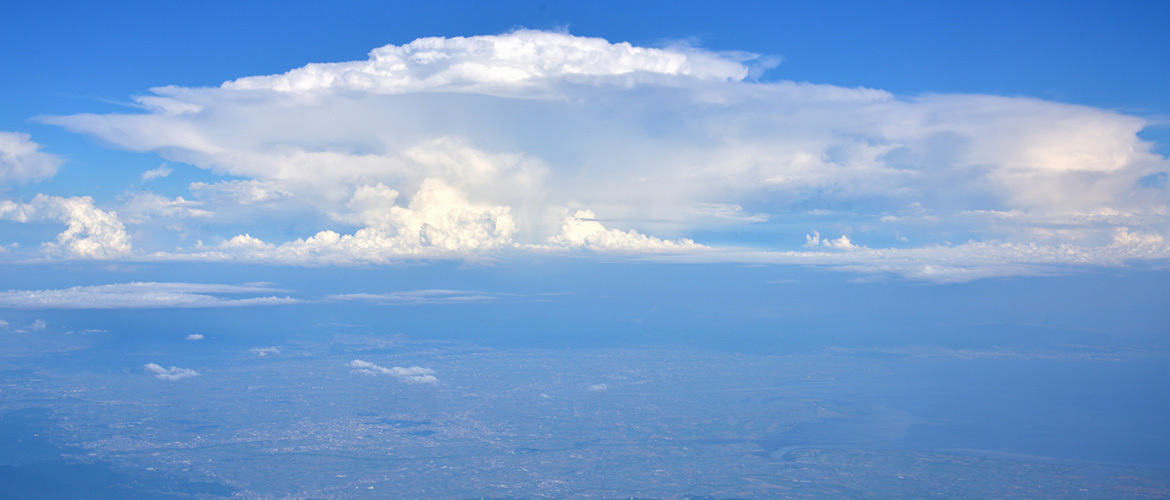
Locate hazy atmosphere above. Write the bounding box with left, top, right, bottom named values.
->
left=3, top=1, right=1170, bottom=498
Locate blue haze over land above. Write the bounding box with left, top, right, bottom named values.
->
left=3, top=1, right=1170, bottom=498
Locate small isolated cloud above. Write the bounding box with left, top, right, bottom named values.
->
left=185, top=333, right=204, bottom=340
left=587, top=383, right=608, bottom=392
left=144, top=363, right=199, bottom=381
left=29, top=319, right=46, bottom=331
left=0, top=282, right=298, bottom=309
left=349, top=359, right=438, bottom=384
left=804, top=231, right=860, bottom=250
left=0, top=131, right=61, bottom=185
left=250, top=347, right=280, bottom=356
left=0, top=319, right=7, bottom=328
left=329, top=289, right=513, bottom=305
left=141, top=163, right=172, bottom=181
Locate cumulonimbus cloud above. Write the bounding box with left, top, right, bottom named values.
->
left=26, top=30, right=1170, bottom=280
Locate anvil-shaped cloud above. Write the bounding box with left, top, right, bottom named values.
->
left=15, top=30, right=1167, bottom=280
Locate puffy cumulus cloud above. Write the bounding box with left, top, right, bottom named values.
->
left=181, top=178, right=517, bottom=264
left=145, top=363, right=199, bottom=381
left=0, top=194, right=132, bottom=259
left=39, top=30, right=1170, bottom=279
left=545, top=210, right=704, bottom=253
left=185, top=333, right=204, bottom=340
left=0, top=282, right=298, bottom=309
left=250, top=347, right=280, bottom=356
left=349, top=359, right=438, bottom=385
left=805, top=231, right=859, bottom=250
left=0, top=132, right=61, bottom=185
left=587, top=383, right=608, bottom=392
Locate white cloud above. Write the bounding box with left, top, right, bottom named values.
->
left=37, top=30, right=1170, bottom=279
left=250, top=347, right=280, bottom=356
left=0, top=132, right=61, bottom=185
left=145, top=363, right=199, bottom=381
left=330, top=289, right=512, bottom=305
left=185, top=333, right=204, bottom=340
left=0, top=319, right=7, bottom=328
left=189, top=179, right=291, bottom=205
left=0, top=282, right=298, bottom=309
left=222, top=30, right=754, bottom=95
left=587, top=383, right=608, bottom=392
left=142, top=163, right=172, bottom=181
left=692, top=203, right=768, bottom=222
left=657, top=228, right=1170, bottom=282
left=804, top=230, right=859, bottom=250
left=176, top=178, right=517, bottom=264
left=29, top=319, right=46, bottom=331
left=0, top=194, right=132, bottom=259
left=544, top=210, right=705, bottom=253
left=117, top=192, right=211, bottom=224
left=349, top=359, right=438, bottom=384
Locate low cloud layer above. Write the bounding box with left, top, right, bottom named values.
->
left=0, top=30, right=1162, bottom=281
left=350, top=359, right=439, bottom=384
left=329, top=289, right=514, bottom=305
left=0, top=282, right=298, bottom=309
left=145, top=363, right=199, bottom=381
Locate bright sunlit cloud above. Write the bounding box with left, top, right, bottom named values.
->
left=0, top=30, right=1162, bottom=280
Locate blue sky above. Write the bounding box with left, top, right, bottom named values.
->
left=2, top=0, right=1170, bottom=306
left=7, top=6, right=1170, bottom=496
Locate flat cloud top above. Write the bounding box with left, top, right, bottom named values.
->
left=2, top=30, right=1165, bottom=281
left=222, top=30, right=756, bottom=95
left=0, top=282, right=298, bottom=309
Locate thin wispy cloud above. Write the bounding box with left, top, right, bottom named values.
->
left=328, top=289, right=516, bottom=305
left=141, top=163, right=172, bottom=181
left=0, top=282, right=299, bottom=309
